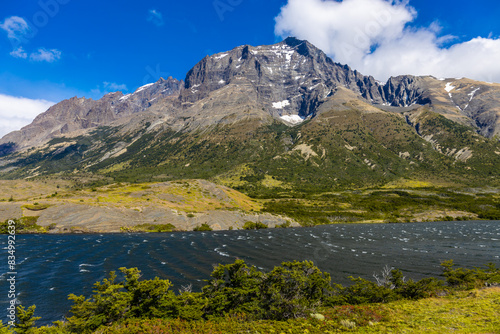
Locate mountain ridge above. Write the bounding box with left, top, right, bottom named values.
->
left=0, top=37, right=499, bottom=193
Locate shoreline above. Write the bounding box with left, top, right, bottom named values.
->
left=4, top=218, right=499, bottom=235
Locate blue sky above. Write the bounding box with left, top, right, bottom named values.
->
left=1, top=0, right=500, bottom=137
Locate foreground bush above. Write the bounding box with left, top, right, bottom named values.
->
left=203, top=260, right=331, bottom=320
left=5, top=259, right=499, bottom=333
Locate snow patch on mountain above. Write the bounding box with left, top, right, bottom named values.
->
left=280, top=114, right=305, bottom=124
left=273, top=100, right=290, bottom=109
left=445, top=82, right=455, bottom=93
left=136, top=83, right=154, bottom=93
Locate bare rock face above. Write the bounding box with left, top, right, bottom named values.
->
left=375, top=76, right=500, bottom=138
left=179, top=37, right=381, bottom=121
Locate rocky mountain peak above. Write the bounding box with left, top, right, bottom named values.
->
left=179, top=38, right=383, bottom=123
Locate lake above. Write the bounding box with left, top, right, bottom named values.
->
left=1, top=220, right=499, bottom=325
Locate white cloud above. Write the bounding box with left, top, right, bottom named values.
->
left=104, top=82, right=128, bottom=91
left=90, top=82, right=128, bottom=98
left=29, top=48, right=62, bottom=62
left=275, top=0, right=500, bottom=83
left=0, top=94, right=55, bottom=138
left=0, top=16, right=30, bottom=41
left=147, top=9, right=164, bottom=27
left=10, top=46, right=27, bottom=59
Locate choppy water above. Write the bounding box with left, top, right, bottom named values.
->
left=1, top=221, right=499, bottom=325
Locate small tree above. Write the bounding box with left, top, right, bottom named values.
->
left=202, top=260, right=263, bottom=317
left=15, top=305, right=41, bottom=334
left=259, top=261, right=332, bottom=320
left=66, top=268, right=175, bottom=333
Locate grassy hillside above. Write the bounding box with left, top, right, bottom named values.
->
left=2, top=104, right=499, bottom=195
left=1, top=103, right=499, bottom=231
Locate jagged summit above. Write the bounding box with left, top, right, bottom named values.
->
left=179, top=37, right=383, bottom=122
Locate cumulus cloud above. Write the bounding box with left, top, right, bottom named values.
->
left=104, top=82, right=128, bottom=91
left=10, top=46, right=27, bottom=59
left=0, top=16, right=30, bottom=41
left=275, top=0, right=500, bottom=83
left=147, top=9, right=164, bottom=27
left=90, top=82, right=128, bottom=98
left=29, top=48, right=62, bottom=62
left=0, top=94, right=55, bottom=138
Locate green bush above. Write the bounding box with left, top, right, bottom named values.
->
left=66, top=268, right=180, bottom=333
left=441, top=260, right=500, bottom=289
left=327, top=267, right=443, bottom=306
left=12, top=259, right=500, bottom=333
left=242, top=221, right=268, bottom=230
left=203, top=260, right=331, bottom=320
left=193, top=223, right=212, bottom=232
left=15, top=305, right=41, bottom=333
left=275, top=221, right=291, bottom=228
left=0, top=217, right=45, bottom=234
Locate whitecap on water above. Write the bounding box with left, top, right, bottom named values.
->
left=214, top=248, right=230, bottom=257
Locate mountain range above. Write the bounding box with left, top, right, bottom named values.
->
left=1, top=37, right=499, bottom=193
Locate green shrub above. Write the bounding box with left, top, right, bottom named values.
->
left=203, top=260, right=331, bottom=320
left=0, top=217, right=45, bottom=234
left=275, top=221, right=291, bottom=228
left=66, top=268, right=177, bottom=333
left=193, top=223, right=212, bottom=232
left=15, top=305, right=41, bottom=334
left=441, top=260, right=500, bottom=289
left=14, top=260, right=500, bottom=332
left=242, top=221, right=268, bottom=230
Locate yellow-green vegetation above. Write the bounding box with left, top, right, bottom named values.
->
left=215, top=164, right=293, bottom=192
left=22, top=203, right=51, bottom=211
left=366, top=288, right=500, bottom=333
left=77, top=180, right=261, bottom=213
left=1, top=179, right=263, bottom=214
left=262, top=187, right=500, bottom=226
left=98, top=161, right=130, bottom=174
left=214, top=163, right=254, bottom=188
left=382, top=178, right=435, bottom=189
left=0, top=217, right=46, bottom=233
left=0, top=179, right=69, bottom=202
left=120, top=223, right=176, bottom=233
left=4, top=261, right=499, bottom=334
